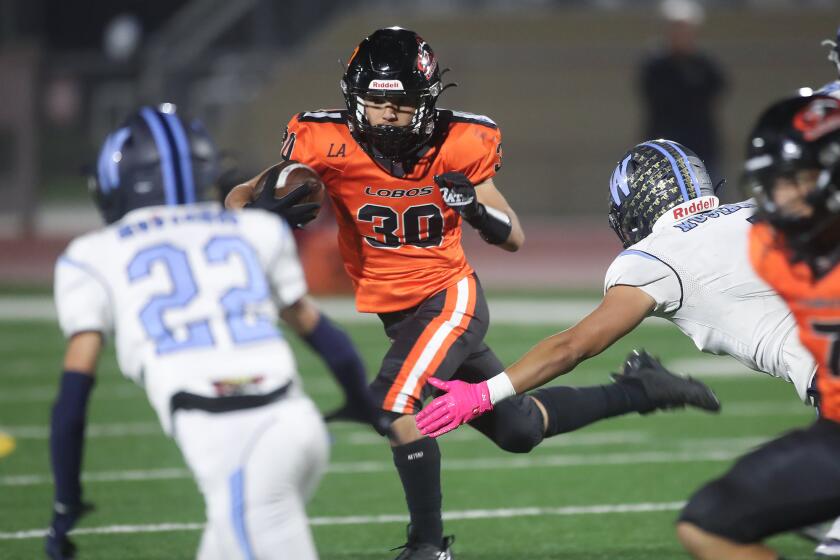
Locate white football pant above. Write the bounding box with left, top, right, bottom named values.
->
left=174, top=392, right=329, bottom=560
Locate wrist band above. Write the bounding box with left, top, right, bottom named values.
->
left=467, top=203, right=512, bottom=245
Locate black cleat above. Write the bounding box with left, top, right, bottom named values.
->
left=391, top=525, right=454, bottom=560
left=612, top=350, right=721, bottom=414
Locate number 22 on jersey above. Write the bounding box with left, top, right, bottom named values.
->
left=127, top=236, right=279, bottom=354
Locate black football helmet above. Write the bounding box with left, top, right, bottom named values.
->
left=608, top=139, right=715, bottom=247
left=743, top=94, right=840, bottom=261
left=340, top=27, right=445, bottom=160
left=91, top=105, right=219, bottom=224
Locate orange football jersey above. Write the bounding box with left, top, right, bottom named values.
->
left=749, top=223, right=840, bottom=422
left=280, top=109, right=503, bottom=313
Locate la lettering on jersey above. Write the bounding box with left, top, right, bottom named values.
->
left=281, top=109, right=503, bottom=313
left=750, top=223, right=840, bottom=423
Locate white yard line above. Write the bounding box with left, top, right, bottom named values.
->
left=0, top=500, right=687, bottom=540
left=0, top=447, right=749, bottom=487
left=0, top=296, right=660, bottom=326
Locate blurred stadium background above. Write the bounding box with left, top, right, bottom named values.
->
left=2, top=0, right=839, bottom=292
left=1, top=1, right=840, bottom=559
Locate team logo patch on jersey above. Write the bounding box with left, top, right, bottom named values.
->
left=213, top=375, right=265, bottom=397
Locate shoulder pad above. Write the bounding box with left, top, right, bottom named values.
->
left=440, top=109, right=498, bottom=129
left=297, top=110, right=347, bottom=124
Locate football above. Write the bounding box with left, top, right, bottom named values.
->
left=253, top=160, right=325, bottom=208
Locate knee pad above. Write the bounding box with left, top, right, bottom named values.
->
left=372, top=410, right=404, bottom=437
left=488, top=396, right=544, bottom=454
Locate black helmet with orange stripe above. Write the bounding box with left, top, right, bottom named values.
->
left=744, top=94, right=840, bottom=265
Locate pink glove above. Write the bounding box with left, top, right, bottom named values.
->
left=415, top=377, right=494, bottom=438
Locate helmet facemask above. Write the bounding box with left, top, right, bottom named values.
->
left=342, top=83, right=442, bottom=160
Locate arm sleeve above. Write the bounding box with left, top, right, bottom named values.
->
left=458, top=123, right=503, bottom=186
left=54, top=252, right=113, bottom=338
left=603, top=250, right=682, bottom=314
left=265, top=216, right=308, bottom=308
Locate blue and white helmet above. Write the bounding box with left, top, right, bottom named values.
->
left=91, top=104, right=219, bottom=224
left=608, top=139, right=716, bottom=248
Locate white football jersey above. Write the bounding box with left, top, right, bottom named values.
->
left=54, top=203, right=307, bottom=433
left=604, top=200, right=816, bottom=401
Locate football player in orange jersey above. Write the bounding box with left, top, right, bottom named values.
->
left=228, top=27, right=716, bottom=559
left=677, top=94, right=840, bottom=560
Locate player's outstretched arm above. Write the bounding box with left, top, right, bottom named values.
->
left=47, top=332, right=101, bottom=560
left=416, top=286, right=654, bottom=437
left=502, top=286, right=654, bottom=393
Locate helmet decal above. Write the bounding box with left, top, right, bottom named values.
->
left=641, top=141, right=692, bottom=202
left=416, top=38, right=437, bottom=81
left=139, top=107, right=179, bottom=206
left=96, top=127, right=130, bottom=194
left=793, top=97, right=840, bottom=141
left=159, top=109, right=198, bottom=204
left=609, top=154, right=632, bottom=206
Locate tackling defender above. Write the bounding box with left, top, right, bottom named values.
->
left=45, top=105, right=368, bottom=559
left=226, top=27, right=717, bottom=559
left=416, top=137, right=817, bottom=439
left=677, top=94, right=840, bottom=560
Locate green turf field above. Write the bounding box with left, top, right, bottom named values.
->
left=0, top=312, right=820, bottom=559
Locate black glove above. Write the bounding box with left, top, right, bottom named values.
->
left=246, top=166, right=320, bottom=229
left=435, top=172, right=480, bottom=221
left=45, top=502, right=94, bottom=560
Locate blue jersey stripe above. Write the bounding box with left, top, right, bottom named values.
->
left=140, top=107, right=178, bottom=206
left=662, top=140, right=702, bottom=198
left=619, top=249, right=660, bottom=261
left=229, top=468, right=256, bottom=560
left=161, top=112, right=196, bottom=204
left=642, top=141, right=690, bottom=202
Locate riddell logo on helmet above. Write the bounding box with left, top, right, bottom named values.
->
left=672, top=197, right=717, bottom=220
left=369, top=80, right=404, bottom=90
